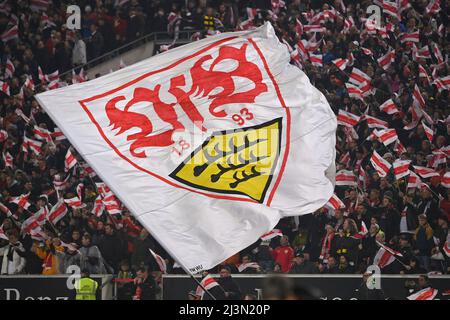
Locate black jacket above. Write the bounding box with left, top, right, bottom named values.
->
left=217, top=276, right=241, bottom=300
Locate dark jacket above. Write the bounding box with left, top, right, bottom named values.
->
left=289, top=261, right=318, bottom=274
left=133, top=275, right=158, bottom=300
left=217, top=276, right=241, bottom=300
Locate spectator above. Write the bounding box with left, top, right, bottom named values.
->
left=88, top=23, right=104, bottom=60
left=79, top=233, right=107, bottom=274
left=272, top=235, right=294, bottom=273
left=217, top=266, right=242, bottom=300
left=414, top=214, right=434, bottom=271
left=0, top=230, right=26, bottom=275
left=289, top=252, right=318, bottom=274
left=98, top=223, right=125, bottom=273
left=132, top=266, right=158, bottom=300
left=72, top=32, right=87, bottom=66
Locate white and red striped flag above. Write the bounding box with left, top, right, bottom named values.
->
left=196, top=274, right=220, bottom=299
left=349, top=68, right=371, bottom=87
left=413, top=166, right=439, bottom=178
left=413, top=84, right=426, bottom=108
left=2, top=151, right=13, bottom=168
left=425, top=0, right=441, bottom=14
left=53, top=174, right=69, bottom=191
left=377, top=49, right=395, bottom=70
left=407, top=287, right=438, bottom=300
left=364, top=115, right=389, bottom=129
left=326, top=194, right=346, bottom=210
left=64, top=196, right=86, bottom=210
left=10, top=193, right=31, bottom=210
left=0, top=80, right=10, bottom=96
left=407, top=172, right=422, bottom=189
left=102, top=197, right=122, bottom=215
left=382, top=1, right=399, bottom=18
left=303, top=25, right=326, bottom=33
left=24, top=76, right=35, bottom=91
left=0, top=129, right=8, bottom=142
left=65, top=149, right=77, bottom=172
left=332, top=58, right=348, bottom=71
left=38, top=66, right=46, bottom=84
left=47, top=200, right=68, bottom=224
left=400, top=31, right=420, bottom=43
left=295, top=18, right=303, bottom=36
left=23, top=136, right=42, bottom=155
left=21, top=215, right=40, bottom=235
left=422, top=122, right=434, bottom=142
left=345, top=83, right=364, bottom=101
left=337, top=109, right=360, bottom=127
left=34, top=206, right=49, bottom=226
left=149, top=248, right=167, bottom=273
left=370, top=150, right=392, bottom=178
left=375, top=128, right=398, bottom=146
left=379, top=98, right=400, bottom=114
left=1, top=25, right=18, bottom=42
left=336, top=170, right=357, bottom=186
left=51, top=127, right=66, bottom=141
left=5, top=58, right=14, bottom=78
left=418, top=65, right=431, bottom=83
left=33, top=125, right=53, bottom=143
left=260, top=229, right=283, bottom=241
left=309, top=53, right=323, bottom=67
left=442, top=172, right=450, bottom=188
left=373, top=241, right=403, bottom=268
left=92, top=196, right=104, bottom=217
left=393, top=159, right=411, bottom=180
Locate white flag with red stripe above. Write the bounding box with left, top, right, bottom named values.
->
left=363, top=115, right=389, bottom=129
left=337, top=109, right=360, bottom=127
left=92, top=196, right=104, bottom=217
left=149, top=249, right=167, bottom=273
left=370, top=150, right=392, bottom=177
left=374, top=128, right=398, bottom=146
left=413, top=166, right=439, bottom=179
left=64, top=149, right=77, bottom=172
left=2, top=151, right=13, bottom=168
left=5, top=58, right=14, bottom=78
left=393, top=159, right=411, bottom=180
left=10, top=193, right=31, bottom=210
left=377, top=49, right=395, bottom=70
left=325, top=194, right=346, bottom=210
left=64, top=196, right=86, bottom=210
left=400, top=31, right=420, bottom=43
left=260, top=228, right=283, bottom=241
left=442, top=172, right=450, bottom=188
left=47, top=200, right=68, bottom=224
left=332, top=58, right=348, bottom=71
left=349, top=68, right=371, bottom=87
left=407, top=172, right=422, bottom=189
left=373, top=241, right=402, bottom=268
left=407, top=287, right=438, bottom=300
left=1, top=25, right=18, bottom=42
left=422, top=122, right=434, bottom=142
left=379, top=98, right=400, bottom=114
left=336, top=170, right=357, bottom=186
left=23, top=136, right=42, bottom=155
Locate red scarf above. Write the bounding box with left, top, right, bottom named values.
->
left=319, top=233, right=334, bottom=261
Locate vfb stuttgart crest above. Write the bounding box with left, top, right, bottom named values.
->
left=79, top=36, right=290, bottom=205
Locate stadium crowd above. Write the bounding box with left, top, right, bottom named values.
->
left=0, top=0, right=449, bottom=299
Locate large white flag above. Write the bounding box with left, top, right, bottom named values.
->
left=36, top=23, right=336, bottom=273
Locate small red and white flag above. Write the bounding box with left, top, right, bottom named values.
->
left=400, top=31, right=420, bottom=43
left=2, top=151, right=13, bottom=168
left=364, top=115, right=389, bottom=129
left=38, top=66, right=46, bottom=84
left=102, top=198, right=122, bottom=215
left=309, top=53, right=323, bottom=67
left=444, top=240, right=450, bottom=257
left=336, top=170, right=358, bottom=186
left=303, top=25, right=326, bottom=33
left=413, top=84, right=426, bottom=108
left=418, top=64, right=431, bottom=83
left=413, top=166, right=439, bottom=179
left=442, top=172, right=450, bottom=188
left=407, top=172, right=422, bottom=189
left=92, top=196, right=104, bottom=217
left=382, top=0, right=399, bottom=18
left=23, top=136, right=42, bottom=155
left=51, top=127, right=66, bottom=141
left=33, top=125, right=53, bottom=143
left=326, top=194, right=346, bottom=210
left=34, top=206, right=49, bottom=226
left=0, top=225, right=8, bottom=240
left=5, top=58, right=14, bottom=78
left=332, top=58, right=348, bottom=71
left=21, top=215, right=40, bottom=235
left=196, top=274, right=220, bottom=298
left=0, top=129, right=8, bottom=142
left=373, top=241, right=402, bottom=268
left=337, top=109, right=360, bottom=127
left=53, top=174, right=69, bottom=191
left=236, top=262, right=261, bottom=272
left=260, top=229, right=283, bottom=241
left=349, top=68, right=371, bottom=87
left=393, top=159, right=411, bottom=180
left=377, top=49, right=395, bottom=70
left=426, top=0, right=441, bottom=14
left=64, top=196, right=86, bottom=210
left=65, top=149, right=77, bottom=172
left=370, top=150, right=392, bottom=178
left=149, top=249, right=167, bottom=273
left=407, top=287, right=438, bottom=300
left=0, top=80, right=10, bottom=96
left=375, top=128, right=398, bottom=146
left=422, top=122, right=434, bottom=142
left=345, top=83, right=364, bottom=101
left=379, top=98, right=400, bottom=114
left=10, top=193, right=31, bottom=210
left=1, top=25, right=18, bottom=42
left=23, top=76, right=35, bottom=91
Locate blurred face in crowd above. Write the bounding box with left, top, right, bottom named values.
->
left=376, top=232, right=385, bottom=243
left=97, top=221, right=104, bottom=231
left=105, top=224, right=114, bottom=235
left=356, top=204, right=365, bottom=215
left=139, top=228, right=149, bottom=240
left=293, top=255, right=304, bottom=265
left=242, top=255, right=250, bottom=264
left=327, top=256, right=336, bottom=268
left=418, top=216, right=427, bottom=226
left=219, top=268, right=230, bottom=278
left=72, top=230, right=80, bottom=241
left=418, top=276, right=427, bottom=288
left=81, top=235, right=91, bottom=247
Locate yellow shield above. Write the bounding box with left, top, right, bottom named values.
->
left=170, top=118, right=282, bottom=203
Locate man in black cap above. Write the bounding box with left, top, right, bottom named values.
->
left=289, top=251, right=318, bottom=274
